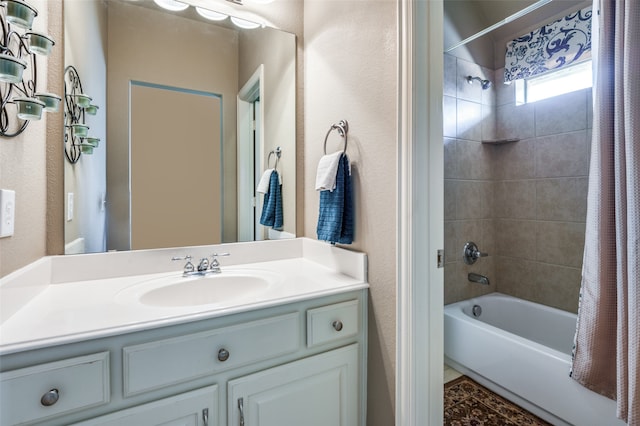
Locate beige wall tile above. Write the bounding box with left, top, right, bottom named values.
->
left=495, top=219, right=537, bottom=260
left=534, top=89, right=587, bottom=136
left=535, top=130, right=589, bottom=178
left=457, top=99, right=483, bottom=141
left=494, top=68, right=513, bottom=106
left=444, top=95, right=457, bottom=138
left=481, top=103, right=496, bottom=141
left=492, top=139, right=535, bottom=180
left=536, top=221, right=586, bottom=268
left=495, top=256, right=537, bottom=300
left=496, top=102, right=535, bottom=140
left=456, top=181, right=486, bottom=220
left=444, top=179, right=457, bottom=221
left=444, top=138, right=458, bottom=179
left=536, top=177, right=588, bottom=222
left=494, top=180, right=536, bottom=219
left=444, top=54, right=457, bottom=97
left=534, top=263, right=582, bottom=313
left=456, top=140, right=492, bottom=180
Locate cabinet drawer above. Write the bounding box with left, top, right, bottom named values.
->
left=307, top=300, right=359, bottom=347
left=123, top=313, right=300, bottom=396
left=0, top=352, right=110, bottom=425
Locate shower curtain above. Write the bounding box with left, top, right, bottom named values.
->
left=571, top=0, right=640, bottom=424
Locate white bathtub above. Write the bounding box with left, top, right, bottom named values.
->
left=444, top=293, right=624, bottom=426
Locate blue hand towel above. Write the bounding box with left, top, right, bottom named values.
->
left=317, top=153, right=354, bottom=244
left=260, top=170, right=283, bottom=230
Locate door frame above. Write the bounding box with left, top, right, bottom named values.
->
left=237, top=65, right=265, bottom=242
left=396, top=1, right=444, bottom=425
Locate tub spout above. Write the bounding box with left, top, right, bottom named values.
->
left=468, top=272, right=490, bottom=286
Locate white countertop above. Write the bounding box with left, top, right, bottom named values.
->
left=0, top=239, right=368, bottom=355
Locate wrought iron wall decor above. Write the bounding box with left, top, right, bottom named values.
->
left=64, top=65, right=99, bottom=163
left=0, top=0, right=60, bottom=138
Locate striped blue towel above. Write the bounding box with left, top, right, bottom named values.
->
left=317, top=153, right=354, bottom=244
left=259, top=170, right=283, bottom=230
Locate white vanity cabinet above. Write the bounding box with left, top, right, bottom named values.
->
left=0, top=290, right=366, bottom=426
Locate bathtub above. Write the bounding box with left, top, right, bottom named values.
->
left=444, top=293, right=625, bottom=426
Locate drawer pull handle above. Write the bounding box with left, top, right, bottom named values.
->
left=40, top=389, right=59, bottom=407
left=332, top=320, right=344, bottom=331
left=218, top=348, right=230, bottom=362
left=238, top=397, right=245, bottom=426
left=203, top=408, right=209, bottom=426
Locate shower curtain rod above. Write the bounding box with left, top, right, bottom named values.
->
left=444, top=0, right=553, bottom=52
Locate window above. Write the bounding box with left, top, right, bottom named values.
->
left=515, top=60, right=593, bottom=104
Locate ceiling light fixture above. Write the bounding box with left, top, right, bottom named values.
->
left=195, top=7, right=228, bottom=21
left=153, top=0, right=189, bottom=12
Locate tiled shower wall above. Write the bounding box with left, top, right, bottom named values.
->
left=444, top=53, right=592, bottom=313
left=443, top=54, right=497, bottom=303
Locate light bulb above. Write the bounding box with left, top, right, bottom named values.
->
left=153, top=0, right=188, bottom=12
left=230, top=16, right=261, bottom=29
left=195, top=7, right=228, bottom=21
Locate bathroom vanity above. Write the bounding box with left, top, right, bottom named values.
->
left=0, top=239, right=368, bottom=426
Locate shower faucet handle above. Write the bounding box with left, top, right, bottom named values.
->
left=463, top=241, right=488, bottom=265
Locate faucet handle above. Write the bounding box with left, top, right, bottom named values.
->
left=172, top=255, right=194, bottom=274
left=209, top=253, right=230, bottom=269
left=462, top=242, right=488, bottom=265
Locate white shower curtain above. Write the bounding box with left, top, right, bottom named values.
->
left=571, top=0, right=640, bottom=424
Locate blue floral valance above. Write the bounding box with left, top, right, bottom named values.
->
left=504, top=6, right=592, bottom=82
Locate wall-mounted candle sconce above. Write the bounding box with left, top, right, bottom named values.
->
left=0, top=0, right=60, bottom=138
left=64, top=65, right=100, bottom=163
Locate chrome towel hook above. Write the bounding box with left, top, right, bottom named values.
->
left=323, top=119, right=349, bottom=154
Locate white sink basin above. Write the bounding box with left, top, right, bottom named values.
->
left=117, top=269, right=282, bottom=308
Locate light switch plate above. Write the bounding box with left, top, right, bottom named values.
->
left=0, top=189, right=16, bottom=238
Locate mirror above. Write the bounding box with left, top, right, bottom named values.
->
left=63, top=0, right=296, bottom=254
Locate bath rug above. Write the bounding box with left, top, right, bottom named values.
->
left=444, top=376, right=552, bottom=426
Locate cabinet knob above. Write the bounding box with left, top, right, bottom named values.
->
left=41, top=389, right=59, bottom=407
left=332, top=320, right=343, bottom=331
left=218, top=348, right=230, bottom=362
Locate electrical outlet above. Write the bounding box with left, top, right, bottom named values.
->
left=0, top=189, right=16, bottom=238
left=67, top=192, right=74, bottom=221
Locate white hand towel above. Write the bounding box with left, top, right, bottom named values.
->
left=315, top=151, right=343, bottom=191
left=257, top=169, right=274, bottom=194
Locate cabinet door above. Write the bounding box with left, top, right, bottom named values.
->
left=227, top=344, right=358, bottom=426
left=72, top=385, right=218, bottom=426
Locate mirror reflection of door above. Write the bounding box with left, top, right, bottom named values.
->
left=130, top=82, right=222, bottom=250
left=237, top=65, right=264, bottom=242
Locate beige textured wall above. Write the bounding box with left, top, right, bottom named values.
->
left=107, top=2, right=239, bottom=249
left=303, top=1, right=397, bottom=424
left=0, top=0, right=55, bottom=277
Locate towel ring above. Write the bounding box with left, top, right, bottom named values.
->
left=323, top=120, right=349, bottom=155
left=267, top=146, right=281, bottom=169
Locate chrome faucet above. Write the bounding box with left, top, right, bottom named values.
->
left=468, top=272, right=490, bottom=286
left=171, top=253, right=230, bottom=277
